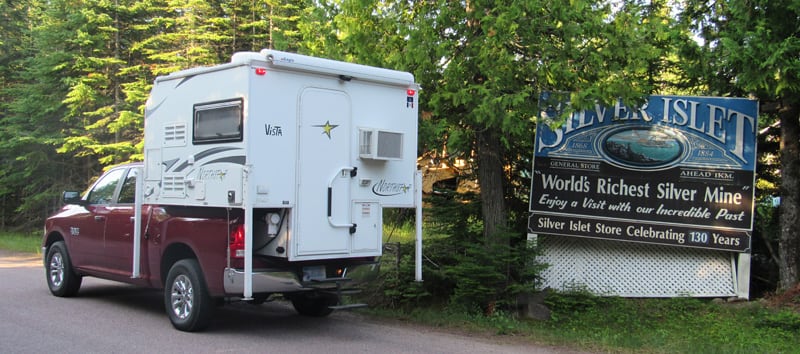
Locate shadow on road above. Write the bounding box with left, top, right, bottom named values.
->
left=75, top=280, right=166, bottom=315
left=3, top=250, right=367, bottom=336
left=72, top=277, right=359, bottom=334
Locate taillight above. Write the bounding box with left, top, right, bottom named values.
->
left=230, top=224, right=245, bottom=259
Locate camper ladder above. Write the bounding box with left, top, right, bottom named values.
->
left=311, top=277, right=368, bottom=311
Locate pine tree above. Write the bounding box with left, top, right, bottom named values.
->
left=0, top=0, right=37, bottom=227
left=221, top=0, right=304, bottom=53
left=680, top=0, right=800, bottom=290
left=2, top=0, right=98, bottom=226
left=58, top=0, right=140, bottom=167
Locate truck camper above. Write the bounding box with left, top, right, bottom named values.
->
left=42, top=50, right=421, bottom=331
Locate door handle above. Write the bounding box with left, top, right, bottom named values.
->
left=327, top=167, right=357, bottom=234
left=94, top=216, right=106, bottom=222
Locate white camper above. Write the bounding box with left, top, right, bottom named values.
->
left=43, top=50, right=421, bottom=331
left=143, top=50, right=420, bottom=297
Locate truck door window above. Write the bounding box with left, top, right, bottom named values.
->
left=193, top=98, right=243, bottom=144
left=117, top=168, right=138, bottom=204
left=87, top=169, right=125, bottom=205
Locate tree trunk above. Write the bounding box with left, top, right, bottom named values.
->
left=778, top=101, right=800, bottom=290
left=476, top=127, right=508, bottom=243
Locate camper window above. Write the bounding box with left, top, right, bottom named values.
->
left=193, top=99, right=243, bottom=144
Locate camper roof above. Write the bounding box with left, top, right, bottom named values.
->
left=258, top=50, right=416, bottom=88
left=154, top=50, right=417, bottom=88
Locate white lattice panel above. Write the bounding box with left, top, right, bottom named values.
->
left=534, top=235, right=737, bottom=297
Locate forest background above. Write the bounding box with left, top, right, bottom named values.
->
left=0, top=0, right=798, bottom=307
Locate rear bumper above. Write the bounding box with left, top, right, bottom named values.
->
left=222, top=261, right=380, bottom=295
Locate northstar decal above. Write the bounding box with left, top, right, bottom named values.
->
left=313, top=120, right=339, bottom=139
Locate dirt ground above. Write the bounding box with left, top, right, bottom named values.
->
left=764, top=283, right=800, bottom=311
left=0, top=249, right=41, bottom=269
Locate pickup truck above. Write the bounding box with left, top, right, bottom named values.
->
left=42, top=163, right=378, bottom=331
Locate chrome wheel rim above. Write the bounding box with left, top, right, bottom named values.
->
left=170, top=274, right=194, bottom=320
left=49, top=252, right=65, bottom=288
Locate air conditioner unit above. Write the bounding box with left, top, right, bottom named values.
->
left=359, top=128, right=403, bottom=160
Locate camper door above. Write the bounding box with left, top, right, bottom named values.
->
left=294, top=88, right=381, bottom=259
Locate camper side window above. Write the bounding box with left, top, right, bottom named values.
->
left=193, top=99, right=243, bottom=144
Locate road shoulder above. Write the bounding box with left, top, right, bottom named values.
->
left=0, top=249, right=41, bottom=268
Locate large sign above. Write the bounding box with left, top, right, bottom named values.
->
left=529, top=94, right=758, bottom=252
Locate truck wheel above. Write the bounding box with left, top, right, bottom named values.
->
left=290, top=293, right=337, bottom=317
left=164, top=259, right=213, bottom=332
left=45, top=241, right=82, bottom=297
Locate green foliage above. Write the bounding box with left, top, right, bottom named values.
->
left=755, top=197, right=781, bottom=245
left=444, top=229, right=542, bottom=312
left=681, top=0, right=800, bottom=289
left=536, top=289, right=800, bottom=353
left=363, top=292, right=800, bottom=353
left=543, top=284, right=608, bottom=321
left=0, top=231, right=42, bottom=254
left=757, top=309, right=800, bottom=331
left=0, top=0, right=312, bottom=227
left=484, top=310, right=521, bottom=335
left=371, top=245, right=431, bottom=308
left=684, top=0, right=800, bottom=98
left=368, top=193, right=544, bottom=313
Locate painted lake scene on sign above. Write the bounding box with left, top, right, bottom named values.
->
left=600, top=125, right=686, bottom=169
left=529, top=94, right=758, bottom=252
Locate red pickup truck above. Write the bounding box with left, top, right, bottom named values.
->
left=42, top=163, right=378, bottom=331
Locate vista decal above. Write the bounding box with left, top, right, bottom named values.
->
left=265, top=124, right=283, bottom=136
left=372, top=179, right=411, bottom=196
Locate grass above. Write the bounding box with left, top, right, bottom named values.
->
left=541, top=294, right=799, bottom=353
left=364, top=295, right=800, bottom=354
left=371, top=220, right=800, bottom=353
left=0, top=231, right=42, bottom=254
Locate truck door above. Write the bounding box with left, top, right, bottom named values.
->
left=103, top=167, right=145, bottom=276
left=69, top=168, right=125, bottom=269
left=295, top=88, right=353, bottom=257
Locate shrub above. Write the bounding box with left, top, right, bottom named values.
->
left=367, top=191, right=545, bottom=313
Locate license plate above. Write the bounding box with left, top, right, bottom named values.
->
left=302, top=266, right=326, bottom=281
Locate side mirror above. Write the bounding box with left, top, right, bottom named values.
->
left=62, top=191, right=84, bottom=205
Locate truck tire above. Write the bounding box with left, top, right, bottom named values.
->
left=164, top=259, right=213, bottom=332
left=290, top=292, right=337, bottom=317
left=45, top=241, right=82, bottom=297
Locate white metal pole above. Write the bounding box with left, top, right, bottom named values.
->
left=414, top=170, right=423, bottom=282
left=244, top=205, right=253, bottom=300
left=243, top=165, right=253, bottom=300
left=736, top=252, right=751, bottom=300
left=132, top=166, right=143, bottom=278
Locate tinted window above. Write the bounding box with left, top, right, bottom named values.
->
left=87, top=169, right=125, bottom=205
left=117, top=168, right=138, bottom=204
left=193, top=99, right=243, bottom=144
